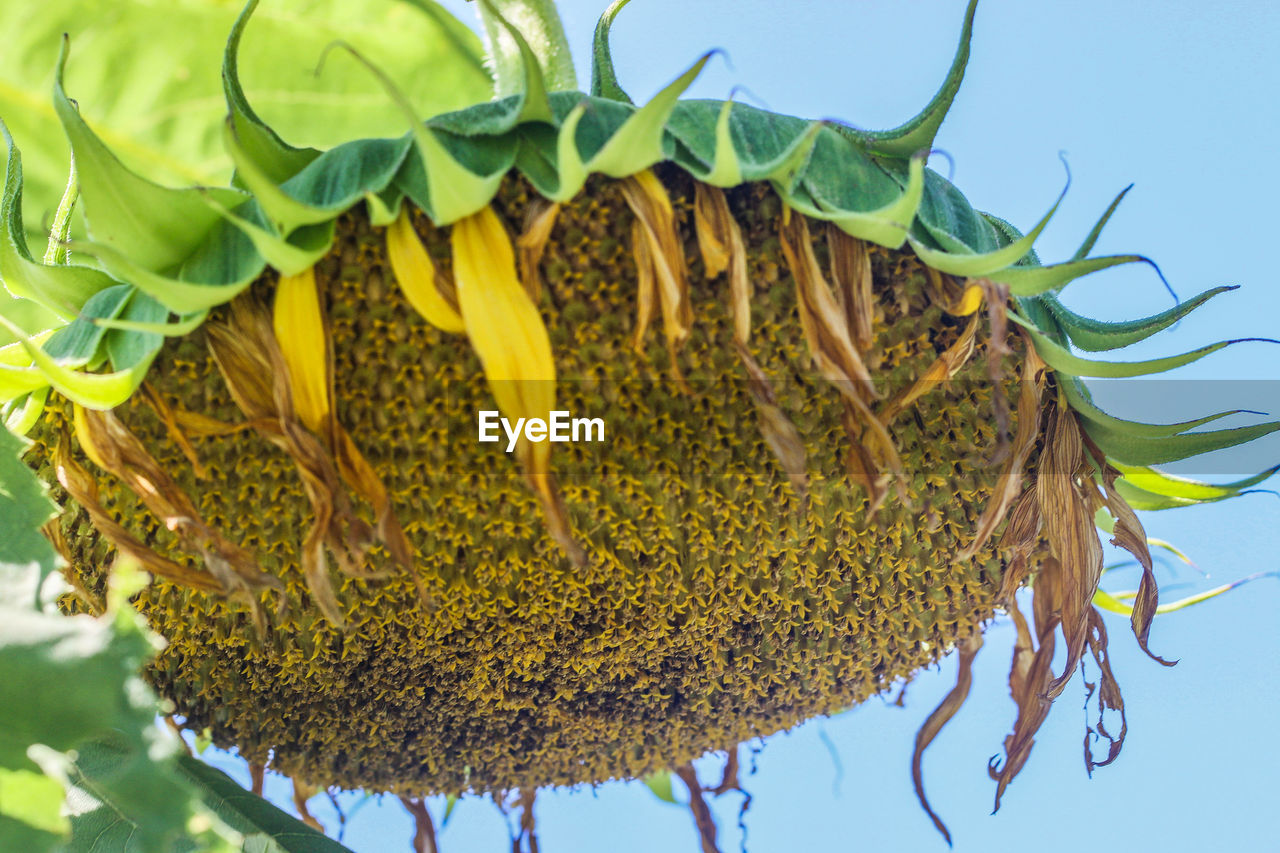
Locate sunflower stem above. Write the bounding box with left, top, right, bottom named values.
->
left=43, top=153, right=78, bottom=266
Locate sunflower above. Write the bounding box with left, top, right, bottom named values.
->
left=2, top=0, right=1276, bottom=849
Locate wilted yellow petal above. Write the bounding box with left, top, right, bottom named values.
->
left=386, top=207, right=465, bottom=333
left=517, top=199, right=561, bottom=302
left=948, top=282, right=984, bottom=316
left=71, top=402, right=108, bottom=470
left=452, top=206, right=584, bottom=564
left=451, top=206, right=556, bottom=460
left=620, top=170, right=692, bottom=350
left=272, top=266, right=330, bottom=433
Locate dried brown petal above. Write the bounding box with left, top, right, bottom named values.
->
left=74, top=405, right=277, bottom=596
left=779, top=212, right=905, bottom=495
left=400, top=797, right=440, bottom=853
left=1036, top=405, right=1104, bottom=699
left=1085, top=436, right=1176, bottom=667
left=207, top=294, right=391, bottom=627
left=693, top=182, right=732, bottom=280
left=842, top=403, right=891, bottom=514
left=620, top=170, right=693, bottom=356
left=989, top=577, right=1061, bottom=812
left=736, top=341, right=808, bottom=497
left=879, top=314, right=979, bottom=424
left=517, top=788, right=539, bottom=853
left=957, top=330, right=1046, bottom=561
left=778, top=212, right=876, bottom=389
left=1083, top=606, right=1127, bottom=774
left=141, top=383, right=206, bottom=477
left=54, top=434, right=224, bottom=594
left=980, top=278, right=1014, bottom=464
left=630, top=218, right=657, bottom=351
left=518, top=440, right=587, bottom=568
left=292, top=780, right=324, bottom=832
left=709, top=748, right=741, bottom=797
left=695, top=183, right=751, bottom=345
left=517, top=198, right=561, bottom=302
left=995, top=487, right=1041, bottom=604
left=249, top=762, right=266, bottom=796
left=675, top=764, right=722, bottom=853
left=912, top=631, right=983, bottom=846
left=826, top=224, right=875, bottom=353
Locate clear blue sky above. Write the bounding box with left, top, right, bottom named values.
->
left=199, top=1, right=1280, bottom=850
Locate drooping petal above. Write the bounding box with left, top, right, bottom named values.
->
left=451, top=205, right=583, bottom=564
left=272, top=266, right=331, bottom=434
left=386, top=207, right=465, bottom=333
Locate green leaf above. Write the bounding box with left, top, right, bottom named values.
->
left=590, top=0, right=634, bottom=103
left=0, top=813, right=62, bottom=853
left=177, top=756, right=354, bottom=853
left=441, top=793, right=458, bottom=826
left=642, top=771, right=679, bottom=806
left=0, top=609, right=154, bottom=768
left=41, top=285, right=134, bottom=367
left=42, top=736, right=204, bottom=853
left=1080, top=414, right=1280, bottom=467
left=1094, top=572, right=1278, bottom=617
left=105, top=291, right=168, bottom=373
left=0, top=423, right=61, bottom=608
left=1061, top=377, right=1251, bottom=440
left=666, top=100, right=821, bottom=189
left=1072, top=183, right=1132, bottom=261
left=0, top=572, right=250, bottom=853
left=909, top=167, right=1063, bottom=276
left=69, top=220, right=265, bottom=315
left=851, top=0, right=978, bottom=158
left=222, top=0, right=321, bottom=185
left=223, top=128, right=411, bottom=237
left=474, top=0, right=576, bottom=98
left=1112, top=462, right=1280, bottom=510
left=585, top=52, right=714, bottom=178
left=202, top=200, right=336, bottom=278
left=0, top=769, right=67, bottom=835
left=1009, top=311, right=1269, bottom=378
left=0, top=0, right=491, bottom=247
left=3, top=387, right=50, bottom=436
left=472, top=0, right=555, bottom=123
left=54, top=38, right=250, bottom=274
left=0, top=119, right=115, bottom=320
left=1041, top=286, right=1237, bottom=352
left=0, top=311, right=153, bottom=409
left=0, top=291, right=60, bottom=348
left=41, top=152, right=77, bottom=266
left=789, top=149, right=925, bottom=248
left=334, top=45, right=512, bottom=224
left=989, top=254, right=1154, bottom=298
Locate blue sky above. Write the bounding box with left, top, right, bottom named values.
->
left=199, top=1, right=1280, bottom=850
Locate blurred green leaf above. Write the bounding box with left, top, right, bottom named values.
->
left=0, top=423, right=61, bottom=608
left=0, top=812, right=63, bottom=853
left=642, top=770, right=679, bottom=805
left=40, top=736, right=208, bottom=853
left=177, top=757, right=353, bottom=853
left=0, top=767, right=67, bottom=850
left=0, top=596, right=204, bottom=852
left=0, top=580, right=353, bottom=852
left=0, top=0, right=490, bottom=246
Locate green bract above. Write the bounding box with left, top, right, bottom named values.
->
left=2, top=0, right=1277, bottom=848
left=1, top=0, right=1272, bottom=508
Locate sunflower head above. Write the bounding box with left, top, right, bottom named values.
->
left=2, top=0, right=1275, bottom=847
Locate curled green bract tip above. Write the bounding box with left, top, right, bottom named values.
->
left=0, top=0, right=1272, bottom=516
